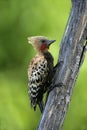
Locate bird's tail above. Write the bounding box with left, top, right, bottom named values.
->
left=38, top=101, right=44, bottom=113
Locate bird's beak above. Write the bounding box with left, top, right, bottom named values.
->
left=47, top=40, right=56, bottom=46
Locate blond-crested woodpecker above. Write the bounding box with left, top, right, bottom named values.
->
left=28, top=36, right=56, bottom=113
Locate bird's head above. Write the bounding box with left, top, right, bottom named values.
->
left=28, top=36, right=56, bottom=53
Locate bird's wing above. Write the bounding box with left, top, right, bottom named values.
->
left=28, top=56, right=49, bottom=108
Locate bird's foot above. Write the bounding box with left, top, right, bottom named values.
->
left=45, top=82, right=65, bottom=105
left=48, top=82, right=65, bottom=93
left=53, top=60, right=63, bottom=73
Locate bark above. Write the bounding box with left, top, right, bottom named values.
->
left=38, top=0, right=87, bottom=130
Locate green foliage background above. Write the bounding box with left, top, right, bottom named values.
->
left=0, top=0, right=87, bottom=130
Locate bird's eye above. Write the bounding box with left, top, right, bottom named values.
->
left=41, top=40, right=46, bottom=43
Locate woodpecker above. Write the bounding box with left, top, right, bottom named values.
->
left=28, top=36, right=56, bottom=113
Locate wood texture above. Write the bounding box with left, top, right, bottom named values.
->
left=38, top=0, right=87, bottom=130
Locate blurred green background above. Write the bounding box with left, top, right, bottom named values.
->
left=0, top=0, right=87, bottom=130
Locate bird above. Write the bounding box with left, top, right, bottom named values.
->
left=28, top=36, right=56, bottom=113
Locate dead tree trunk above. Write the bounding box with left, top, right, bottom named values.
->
left=38, top=0, right=87, bottom=130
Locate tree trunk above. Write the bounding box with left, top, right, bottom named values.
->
left=38, top=0, right=87, bottom=130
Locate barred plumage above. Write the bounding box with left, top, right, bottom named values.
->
left=28, top=36, right=56, bottom=112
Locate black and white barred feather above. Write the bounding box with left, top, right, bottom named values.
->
left=28, top=54, right=49, bottom=111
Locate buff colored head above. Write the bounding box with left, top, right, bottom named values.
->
left=28, top=36, right=56, bottom=52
